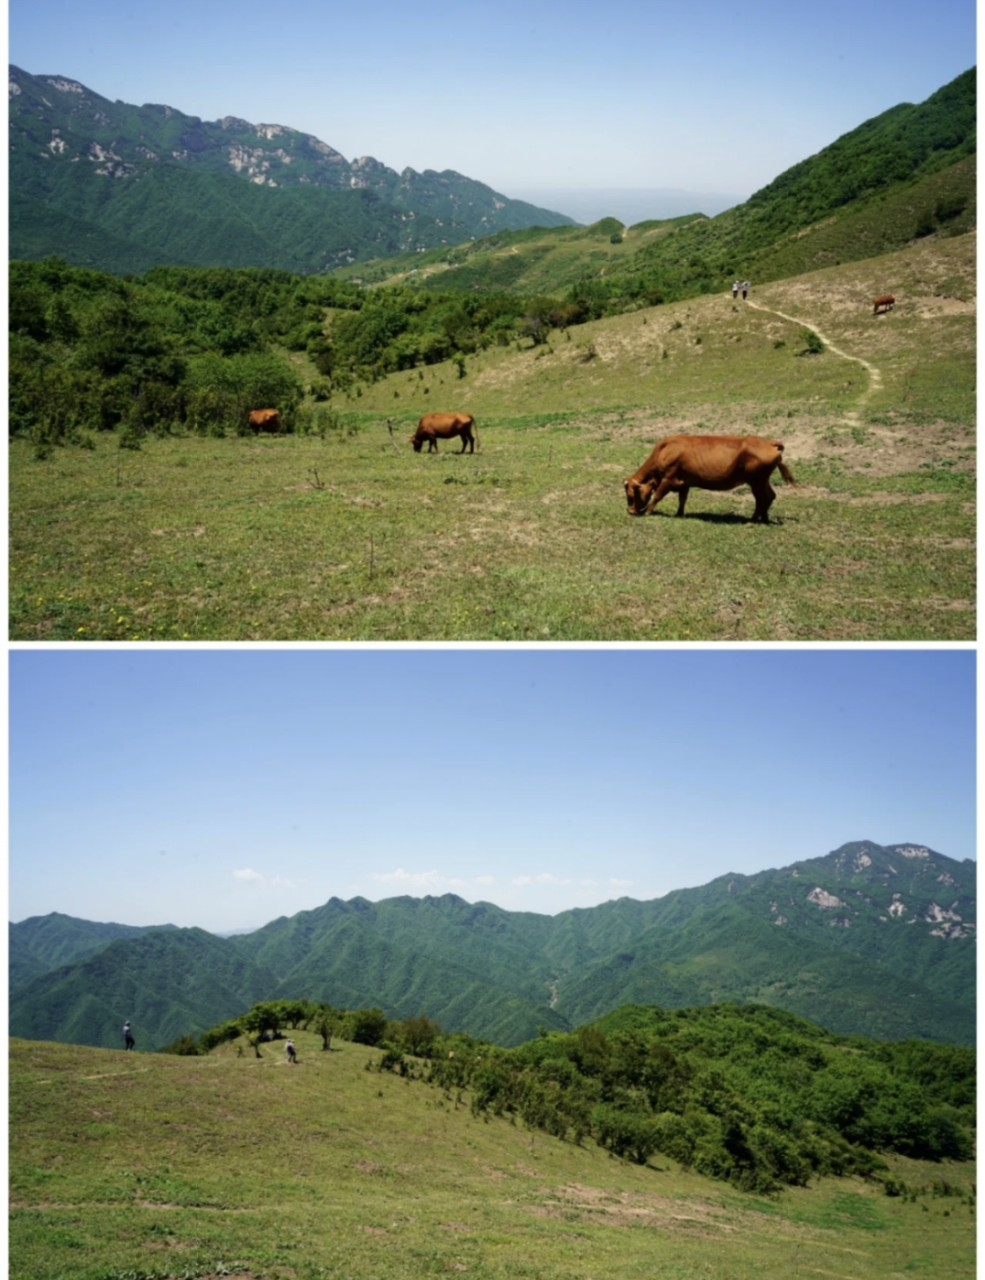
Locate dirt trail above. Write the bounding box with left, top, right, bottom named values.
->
left=746, top=299, right=882, bottom=424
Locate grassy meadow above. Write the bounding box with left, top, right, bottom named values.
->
left=9, top=234, right=974, bottom=641
left=10, top=1033, right=976, bottom=1280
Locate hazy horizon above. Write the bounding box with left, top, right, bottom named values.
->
left=502, top=188, right=746, bottom=226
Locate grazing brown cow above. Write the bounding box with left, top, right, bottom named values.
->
left=623, top=434, right=797, bottom=523
left=409, top=412, right=478, bottom=453
left=247, top=408, right=283, bottom=433
left=872, top=294, right=895, bottom=315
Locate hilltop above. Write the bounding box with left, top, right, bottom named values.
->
left=8, top=1011, right=976, bottom=1280
left=10, top=841, right=976, bottom=1052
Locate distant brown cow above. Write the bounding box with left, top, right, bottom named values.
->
left=247, top=408, right=283, bottom=433
left=872, top=294, right=895, bottom=315
left=409, top=412, right=478, bottom=453
left=624, top=434, right=797, bottom=523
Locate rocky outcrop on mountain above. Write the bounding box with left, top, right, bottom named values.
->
left=8, top=64, right=573, bottom=272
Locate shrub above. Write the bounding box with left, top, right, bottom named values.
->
left=161, top=1034, right=200, bottom=1055
left=349, top=1007, right=388, bottom=1047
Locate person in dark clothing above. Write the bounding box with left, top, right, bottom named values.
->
left=123, top=1021, right=135, bottom=1050
left=286, top=1038, right=298, bottom=1064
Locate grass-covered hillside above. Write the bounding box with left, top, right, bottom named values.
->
left=10, top=843, right=976, bottom=1054
left=8, top=228, right=976, bottom=642
left=9, top=1005, right=976, bottom=1280
left=332, top=69, right=975, bottom=308
left=334, top=156, right=974, bottom=304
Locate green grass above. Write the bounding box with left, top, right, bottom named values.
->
left=8, top=423, right=974, bottom=641
left=9, top=235, right=974, bottom=641
left=10, top=1035, right=976, bottom=1280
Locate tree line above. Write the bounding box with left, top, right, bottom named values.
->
left=166, top=999, right=974, bottom=1196
left=9, top=257, right=606, bottom=456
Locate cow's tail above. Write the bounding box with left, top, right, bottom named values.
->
left=470, top=417, right=479, bottom=452
left=773, top=442, right=797, bottom=486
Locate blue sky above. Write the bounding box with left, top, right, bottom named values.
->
left=9, top=649, right=976, bottom=932
left=7, top=0, right=976, bottom=195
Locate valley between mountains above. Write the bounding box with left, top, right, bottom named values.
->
left=10, top=841, right=976, bottom=1053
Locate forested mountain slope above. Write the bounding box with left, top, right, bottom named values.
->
left=8, top=64, right=573, bottom=273
left=8, top=912, right=177, bottom=991
left=10, top=842, right=974, bottom=1051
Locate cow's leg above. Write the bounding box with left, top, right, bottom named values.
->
left=428, top=437, right=438, bottom=453
left=675, top=485, right=690, bottom=518
left=645, top=475, right=678, bottom=513
left=751, top=480, right=776, bottom=523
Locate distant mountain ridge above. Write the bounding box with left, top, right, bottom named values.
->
left=9, top=842, right=975, bottom=1051
left=7, top=64, right=574, bottom=273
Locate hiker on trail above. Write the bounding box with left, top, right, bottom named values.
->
left=742, top=281, right=750, bottom=299
left=123, top=1021, right=135, bottom=1051
left=732, top=280, right=739, bottom=300
left=286, top=1038, right=298, bottom=1065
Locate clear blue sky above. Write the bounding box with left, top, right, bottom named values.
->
left=6, top=0, right=976, bottom=194
left=9, top=649, right=975, bottom=932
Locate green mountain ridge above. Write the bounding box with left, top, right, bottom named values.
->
left=9, top=842, right=975, bottom=1052
left=8, top=63, right=575, bottom=273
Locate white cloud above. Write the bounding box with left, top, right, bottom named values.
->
left=233, top=868, right=264, bottom=884
left=580, top=878, right=600, bottom=888
left=373, top=869, right=502, bottom=895
left=609, top=877, right=634, bottom=888
left=373, top=868, right=445, bottom=891
left=511, top=873, right=575, bottom=888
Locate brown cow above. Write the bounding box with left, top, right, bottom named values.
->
left=872, top=294, right=895, bottom=315
left=409, top=412, right=478, bottom=453
left=623, top=434, right=797, bottom=523
left=247, top=408, right=283, bottom=433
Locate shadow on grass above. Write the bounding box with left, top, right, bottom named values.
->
left=646, top=510, right=798, bottom=525
left=647, top=510, right=750, bottom=525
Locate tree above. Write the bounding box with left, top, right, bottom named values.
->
left=400, top=1013, right=442, bottom=1057
left=239, top=1002, right=282, bottom=1058
left=313, top=1004, right=340, bottom=1051
left=349, top=1007, right=388, bottom=1047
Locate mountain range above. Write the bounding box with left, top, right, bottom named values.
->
left=8, top=64, right=574, bottom=274
left=8, top=65, right=973, bottom=299
left=9, top=841, right=975, bottom=1052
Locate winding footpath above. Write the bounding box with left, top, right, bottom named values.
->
left=745, top=299, right=883, bottom=425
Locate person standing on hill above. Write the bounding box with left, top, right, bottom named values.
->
left=123, top=1021, right=135, bottom=1051
left=732, top=280, right=740, bottom=300
left=742, top=280, right=750, bottom=299
left=286, top=1038, right=298, bottom=1065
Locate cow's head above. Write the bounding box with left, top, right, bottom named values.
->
left=624, top=477, right=654, bottom=516
left=410, top=434, right=424, bottom=452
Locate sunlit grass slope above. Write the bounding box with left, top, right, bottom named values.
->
left=9, top=1035, right=976, bottom=1280
left=9, top=235, right=974, bottom=642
